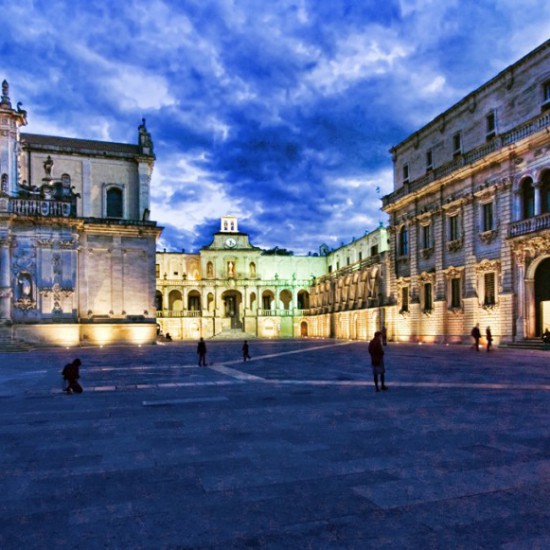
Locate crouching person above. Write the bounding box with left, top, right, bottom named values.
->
left=62, top=358, right=83, bottom=394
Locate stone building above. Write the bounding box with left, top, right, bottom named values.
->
left=0, top=81, right=160, bottom=346
left=381, top=39, right=550, bottom=344
left=156, top=216, right=389, bottom=340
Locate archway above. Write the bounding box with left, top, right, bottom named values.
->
left=221, top=290, right=243, bottom=329
left=168, top=290, right=183, bottom=312
left=535, top=257, right=550, bottom=336
left=297, top=290, right=310, bottom=309
left=187, top=290, right=201, bottom=312
left=300, top=321, right=308, bottom=337
left=155, top=291, right=163, bottom=312
left=279, top=289, right=292, bottom=310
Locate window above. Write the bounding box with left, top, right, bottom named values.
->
left=482, top=202, right=493, bottom=232
left=358, top=252, right=362, bottom=262
left=486, top=111, right=496, bottom=141
left=451, top=278, right=461, bottom=308
left=449, top=215, right=460, bottom=241
left=543, top=81, right=550, bottom=108
left=542, top=172, right=550, bottom=214
left=262, top=295, right=271, bottom=309
left=424, top=283, right=433, bottom=311
left=370, top=245, right=378, bottom=256
left=453, top=132, right=462, bottom=156
left=422, top=224, right=432, bottom=249
left=522, top=178, right=535, bottom=219
left=347, top=257, right=350, bottom=266
left=403, top=163, right=409, bottom=184
left=484, top=273, right=496, bottom=306
left=106, top=187, right=123, bottom=218
left=336, top=261, right=340, bottom=270
left=328, top=265, right=332, bottom=273
left=426, top=149, right=433, bottom=171
left=155, top=264, right=160, bottom=278
left=401, top=287, right=409, bottom=312
left=399, top=226, right=408, bottom=256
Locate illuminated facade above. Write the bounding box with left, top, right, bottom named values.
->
left=0, top=81, right=160, bottom=346
left=382, top=39, right=550, bottom=344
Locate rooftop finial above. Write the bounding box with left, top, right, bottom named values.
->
left=1, top=80, right=11, bottom=107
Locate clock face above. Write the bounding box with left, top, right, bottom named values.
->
left=225, top=237, right=237, bottom=248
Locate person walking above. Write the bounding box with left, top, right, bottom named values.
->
left=62, top=358, right=83, bottom=394
left=242, top=340, right=251, bottom=361
left=486, top=326, right=493, bottom=352
left=368, top=331, right=388, bottom=392
left=471, top=324, right=481, bottom=352
left=197, top=337, right=207, bottom=367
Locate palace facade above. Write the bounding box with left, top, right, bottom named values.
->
left=0, top=81, right=160, bottom=346
left=381, top=39, right=550, bottom=344
left=155, top=216, right=389, bottom=339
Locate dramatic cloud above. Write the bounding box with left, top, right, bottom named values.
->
left=2, top=0, right=549, bottom=253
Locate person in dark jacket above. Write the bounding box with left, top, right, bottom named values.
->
left=197, top=337, right=207, bottom=366
left=471, top=324, right=481, bottom=352
left=368, top=331, right=388, bottom=392
left=62, top=358, right=83, bottom=394
left=486, top=326, right=493, bottom=352
left=242, top=340, right=251, bottom=361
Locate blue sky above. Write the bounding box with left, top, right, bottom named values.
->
left=2, top=0, right=549, bottom=254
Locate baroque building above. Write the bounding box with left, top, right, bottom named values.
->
left=0, top=81, right=160, bottom=346
left=382, top=39, right=550, bottom=344
left=155, top=216, right=389, bottom=339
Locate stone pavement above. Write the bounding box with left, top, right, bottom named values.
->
left=0, top=339, right=549, bottom=549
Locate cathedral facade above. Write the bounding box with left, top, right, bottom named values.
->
left=0, top=81, right=160, bottom=346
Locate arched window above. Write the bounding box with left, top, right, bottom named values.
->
left=399, top=226, right=408, bottom=256
left=522, top=178, right=535, bottom=219
left=106, top=187, right=123, bottom=218
left=187, top=290, right=201, bottom=311
left=279, top=289, right=292, bottom=310
left=297, top=290, right=310, bottom=309
left=541, top=171, right=550, bottom=214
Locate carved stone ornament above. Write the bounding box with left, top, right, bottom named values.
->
left=420, top=247, right=434, bottom=260
left=445, top=266, right=463, bottom=279
left=478, top=229, right=499, bottom=245
left=14, top=297, right=36, bottom=310
left=476, top=259, right=501, bottom=274
left=447, top=238, right=463, bottom=252
left=0, top=288, right=12, bottom=298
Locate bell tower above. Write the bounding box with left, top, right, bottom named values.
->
left=0, top=80, right=27, bottom=196
left=220, top=216, right=239, bottom=233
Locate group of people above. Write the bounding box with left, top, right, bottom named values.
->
left=470, top=324, right=493, bottom=352
left=196, top=337, right=251, bottom=366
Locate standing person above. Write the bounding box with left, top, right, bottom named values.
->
left=197, top=337, right=207, bottom=367
left=62, top=358, right=83, bottom=394
left=368, top=331, right=388, bottom=392
left=471, top=324, right=481, bottom=352
left=486, top=326, right=493, bottom=352
left=242, top=340, right=251, bottom=361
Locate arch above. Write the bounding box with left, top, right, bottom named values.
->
left=521, top=177, right=535, bottom=219
left=261, top=290, right=274, bottom=310
left=221, top=289, right=243, bottom=329
left=206, top=261, right=214, bottom=278
left=249, top=262, right=256, bottom=277
left=249, top=291, right=257, bottom=309
left=279, top=289, right=292, bottom=310
left=207, top=292, right=214, bottom=312
left=300, top=321, right=308, bottom=337
left=168, top=289, right=183, bottom=311
left=297, top=290, right=310, bottom=309
left=187, top=290, right=201, bottom=311
left=535, top=257, right=550, bottom=336
left=106, top=187, right=123, bottom=218
left=155, top=290, right=163, bottom=311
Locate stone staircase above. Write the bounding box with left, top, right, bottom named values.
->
left=499, top=338, right=549, bottom=351
left=211, top=329, right=257, bottom=340
left=0, top=327, right=33, bottom=352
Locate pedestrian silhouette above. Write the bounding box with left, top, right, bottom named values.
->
left=486, top=326, right=493, bottom=352
left=368, top=331, right=388, bottom=392
left=197, top=337, right=207, bottom=366
left=62, top=358, right=83, bottom=394
left=471, top=324, right=481, bottom=352
left=242, top=340, right=251, bottom=361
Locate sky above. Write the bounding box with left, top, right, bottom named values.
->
left=1, top=0, right=549, bottom=255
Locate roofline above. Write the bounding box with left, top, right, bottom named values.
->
left=390, top=39, right=550, bottom=153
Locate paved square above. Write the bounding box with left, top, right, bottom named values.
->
left=1, top=339, right=549, bottom=549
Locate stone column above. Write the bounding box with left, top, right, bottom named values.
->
left=0, top=237, right=11, bottom=320
left=515, top=259, right=525, bottom=340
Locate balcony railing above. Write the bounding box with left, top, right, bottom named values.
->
left=508, top=212, right=550, bottom=238
left=383, top=111, right=550, bottom=207
left=156, top=310, right=202, bottom=318
left=0, top=196, right=77, bottom=217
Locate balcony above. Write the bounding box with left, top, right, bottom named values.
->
left=383, top=111, right=550, bottom=207
left=0, top=196, right=77, bottom=217
left=508, top=213, right=550, bottom=238
left=156, top=310, right=202, bottom=318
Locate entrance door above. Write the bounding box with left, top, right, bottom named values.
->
left=222, top=291, right=242, bottom=329
left=535, top=258, right=550, bottom=336
left=300, top=321, right=308, bottom=337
